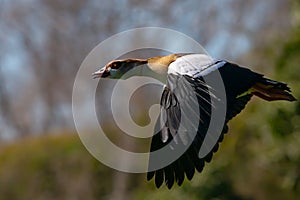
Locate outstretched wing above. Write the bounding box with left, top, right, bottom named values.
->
left=147, top=72, right=227, bottom=189
left=147, top=58, right=263, bottom=189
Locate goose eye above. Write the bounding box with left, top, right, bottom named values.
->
left=112, top=63, right=118, bottom=69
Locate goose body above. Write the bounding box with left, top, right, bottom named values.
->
left=93, top=53, right=296, bottom=189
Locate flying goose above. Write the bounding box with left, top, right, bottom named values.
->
left=93, top=53, right=296, bottom=189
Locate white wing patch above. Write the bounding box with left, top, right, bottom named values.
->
left=168, top=54, right=226, bottom=77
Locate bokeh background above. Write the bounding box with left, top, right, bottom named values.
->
left=1, top=0, right=300, bottom=199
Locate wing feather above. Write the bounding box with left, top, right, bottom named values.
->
left=148, top=57, right=263, bottom=188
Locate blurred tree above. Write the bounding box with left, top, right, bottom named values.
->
left=0, top=0, right=293, bottom=138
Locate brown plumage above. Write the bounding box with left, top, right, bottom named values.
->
left=252, top=81, right=296, bottom=101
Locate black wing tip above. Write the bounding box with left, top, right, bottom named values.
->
left=177, top=179, right=184, bottom=186
left=148, top=135, right=228, bottom=189
left=154, top=170, right=164, bottom=188
left=147, top=171, right=155, bottom=181
left=155, top=178, right=163, bottom=188
left=166, top=181, right=174, bottom=189
left=288, top=94, right=297, bottom=102
left=185, top=172, right=195, bottom=181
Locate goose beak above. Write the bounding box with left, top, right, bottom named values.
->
left=92, top=67, right=109, bottom=79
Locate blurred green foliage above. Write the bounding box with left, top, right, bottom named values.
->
left=0, top=134, right=115, bottom=200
